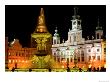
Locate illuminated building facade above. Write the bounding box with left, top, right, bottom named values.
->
left=7, top=39, right=37, bottom=69
left=7, top=8, right=54, bottom=69
left=6, top=7, right=106, bottom=69
left=52, top=8, right=106, bottom=68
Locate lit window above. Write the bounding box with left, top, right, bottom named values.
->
left=26, top=61, right=27, bottom=63
left=19, top=60, right=21, bottom=62
left=13, top=60, right=14, bottom=63
left=22, top=60, right=24, bottom=63
left=9, top=60, right=11, bottom=63
left=8, top=53, right=10, bottom=55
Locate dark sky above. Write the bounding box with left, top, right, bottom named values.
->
left=5, top=5, right=106, bottom=47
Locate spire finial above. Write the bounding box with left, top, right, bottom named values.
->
left=55, top=27, right=58, bottom=33
left=40, top=8, right=44, bottom=16
left=35, top=8, right=48, bottom=33
left=74, top=7, right=78, bottom=16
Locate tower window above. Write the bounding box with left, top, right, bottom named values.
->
left=73, top=21, right=76, bottom=25
left=54, top=40, right=56, bottom=44
left=78, top=21, right=80, bottom=25
left=97, top=49, right=100, bottom=52
left=70, top=36, right=71, bottom=43
left=97, top=33, right=99, bottom=39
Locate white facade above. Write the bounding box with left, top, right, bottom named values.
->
left=51, top=8, right=104, bottom=67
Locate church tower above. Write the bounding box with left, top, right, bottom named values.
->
left=95, top=17, right=103, bottom=39
left=68, top=7, right=82, bottom=45
left=31, top=8, right=52, bottom=55
left=53, top=27, right=60, bottom=44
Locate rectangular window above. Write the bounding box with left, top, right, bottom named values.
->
left=89, top=56, right=91, bottom=61
left=54, top=40, right=56, bottom=44
left=104, top=48, right=106, bottom=53
left=78, top=57, right=80, bottom=62
left=97, top=49, right=100, bottom=52
left=88, top=49, right=91, bottom=52
left=92, top=56, right=95, bottom=60
left=97, top=33, right=99, bottom=39
left=97, top=56, right=100, bottom=61
left=71, top=58, right=72, bottom=62
left=82, top=57, right=84, bottom=61
left=58, top=58, right=60, bottom=62
left=70, top=36, right=71, bottom=43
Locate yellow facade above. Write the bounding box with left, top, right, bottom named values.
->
left=101, top=39, right=106, bottom=66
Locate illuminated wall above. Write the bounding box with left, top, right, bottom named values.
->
left=7, top=39, right=37, bottom=69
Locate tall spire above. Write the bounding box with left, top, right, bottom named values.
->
left=96, top=16, right=102, bottom=30
left=35, top=8, right=48, bottom=33
left=73, top=7, right=80, bottom=19
left=74, top=7, right=77, bottom=16
left=54, top=26, right=59, bottom=37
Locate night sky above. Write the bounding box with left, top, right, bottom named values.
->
left=5, top=5, right=106, bottom=47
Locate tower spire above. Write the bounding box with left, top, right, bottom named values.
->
left=55, top=27, right=58, bottom=33
left=96, top=16, right=102, bottom=30
left=35, top=8, right=48, bottom=33
left=74, top=7, right=77, bottom=16
left=97, top=16, right=100, bottom=27
left=74, top=7, right=78, bottom=16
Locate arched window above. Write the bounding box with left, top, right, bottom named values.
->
left=70, top=36, right=71, bottom=43
left=71, top=58, right=72, bottom=62
left=54, top=40, right=56, bottom=44
left=81, top=51, right=84, bottom=57
left=74, top=35, right=76, bottom=42
left=97, top=33, right=99, bottom=39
